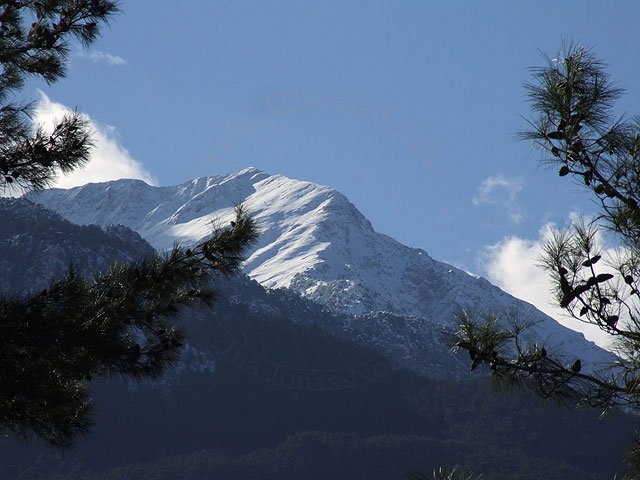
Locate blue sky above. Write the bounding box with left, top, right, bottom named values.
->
left=25, top=1, right=640, bottom=343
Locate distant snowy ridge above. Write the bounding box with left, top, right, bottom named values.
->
left=26, top=167, right=614, bottom=372
left=0, top=197, right=216, bottom=383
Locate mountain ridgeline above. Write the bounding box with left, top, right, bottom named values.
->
left=0, top=174, right=630, bottom=479
left=0, top=198, right=153, bottom=295
left=27, top=167, right=612, bottom=375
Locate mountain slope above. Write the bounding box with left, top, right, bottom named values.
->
left=0, top=197, right=216, bottom=382
left=26, top=167, right=613, bottom=372
left=0, top=198, right=153, bottom=294
left=0, top=197, right=634, bottom=480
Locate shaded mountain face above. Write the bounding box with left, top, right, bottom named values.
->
left=26, top=168, right=614, bottom=374
left=0, top=198, right=153, bottom=295
left=4, top=305, right=634, bottom=480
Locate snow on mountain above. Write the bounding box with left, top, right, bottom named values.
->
left=26, top=167, right=614, bottom=371
left=0, top=197, right=154, bottom=294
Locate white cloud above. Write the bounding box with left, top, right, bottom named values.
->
left=479, top=221, right=617, bottom=350
left=472, top=175, right=522, bottom=205
left=33, top=92, right=156, bottom=189
left=78, top=49, right=126, bottom=66
left=472, top=175, right=523, bottom=223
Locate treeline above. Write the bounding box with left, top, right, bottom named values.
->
left=14, top=431, right=594, bottom=480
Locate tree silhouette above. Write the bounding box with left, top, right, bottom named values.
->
left=0, top=1, right=258, bottom=447
left=454, top=43, right=640, bottom=477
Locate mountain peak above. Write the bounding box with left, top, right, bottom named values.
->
left=237, top=166, right=267, bottom=177
left=26, top=168, right=613, bottom=372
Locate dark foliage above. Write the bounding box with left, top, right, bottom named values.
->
left=0, top=280, right=633, bottom=479
left=0, top=204, right=257, bottom=447
left=454, top=43, right=640, bottom=478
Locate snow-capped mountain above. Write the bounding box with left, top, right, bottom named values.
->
left=26, top=167, right=613, bottom=371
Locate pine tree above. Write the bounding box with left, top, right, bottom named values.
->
left=0, top=1, right=258, bottom=448
left=454, top=43, right=640, bottom=477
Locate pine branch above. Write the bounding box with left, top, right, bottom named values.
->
left=456, top=46, right=640, bottom=429
left=0, top=1, right=120, bottom=192
left=0, top=205, right=258, bottom=446
left=453, top=310, right=630, bottom=409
